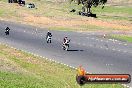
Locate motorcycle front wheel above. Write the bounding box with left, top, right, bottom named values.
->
left=65, top=46, right=69, bottom=51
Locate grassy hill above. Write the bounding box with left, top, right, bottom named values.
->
left=0, top=44, right=125, bottom=88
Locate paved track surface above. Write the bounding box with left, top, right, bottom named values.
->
left=0, top=20, right=132, bottom=87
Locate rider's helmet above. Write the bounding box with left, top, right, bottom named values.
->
left=64, top=37, right=68, bottom=41
left=65, top=36, right=68, bottom=39
left=5, top=27, right=10, bottom=31
left=47, top=31, right=50, bottom=35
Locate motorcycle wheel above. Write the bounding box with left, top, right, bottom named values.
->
left=5, top=32, right=9, bottom=35
left=49, top=40, right=51, bottom=43
left=62, top=45, right=65, bottom=50
left=65, top=45, right=69, bottom=51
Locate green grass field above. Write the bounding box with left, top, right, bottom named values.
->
left=111, top=34, right=132, bottom=42
left=0, top=44, right=125, bottom=88
left=92, top=6, right=132, bottom=21
left=0, top=0, right=131, bottom=32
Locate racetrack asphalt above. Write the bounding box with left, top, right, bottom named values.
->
left=0, top=20, right=132, bottom=87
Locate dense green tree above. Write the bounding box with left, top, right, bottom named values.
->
left=70, top=0, right=107, bottom=14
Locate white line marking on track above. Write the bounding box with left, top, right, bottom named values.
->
left=124, top=44, right=127, bottom=46
left=69, top=66, right=73, bottom=68
left=52, top=59, right=55, bottom=62
left=63, top=64, right=66, bottom=66
left=60, top=63, right=63, bottom=65
left=54, top=60, right=57, bottom=63
left=122, top=84, right=132, bottom=88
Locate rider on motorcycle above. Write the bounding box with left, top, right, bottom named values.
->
left=62, top=36, right=70, bottom=50
left=63, top=36, right=70, bottom=45
left=46, top=31, right=52, bottom=38
left=46, top=31, right=52, bottom=42
left=5, top=27, right=10, bottom=31
left=5, top=27, right=10, bottom=35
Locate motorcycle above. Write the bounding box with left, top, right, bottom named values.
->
left=46, top=36, right=52, bottom=43
left=5, top=30, right=9, bottom=35
left=62, top=40, right=70, bottom=51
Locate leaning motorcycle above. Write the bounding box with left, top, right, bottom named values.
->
left=62, top=40, right=70, bottom=51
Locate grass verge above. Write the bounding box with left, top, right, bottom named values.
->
left=110, top=34, right=132, bottom=42
left=0, top=44, right=125, bottom=88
